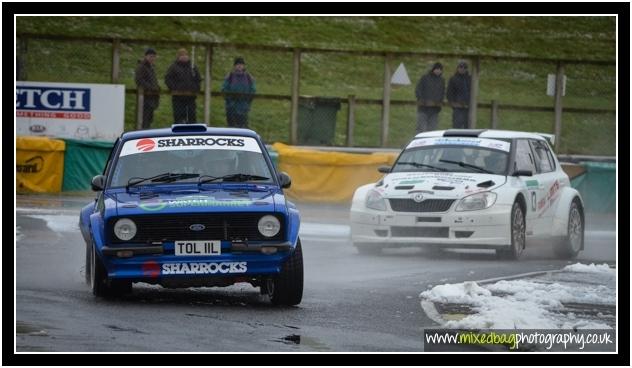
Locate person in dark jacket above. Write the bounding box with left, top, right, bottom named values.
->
left=415, top=62, right=445, bottom=133
left=221, top=57, right=256, bottom=128
left=447, top=60, right=471, bottom=129
left=165, top=48, right=202, bottom=123
left=135, top=48, right=160, bottom=129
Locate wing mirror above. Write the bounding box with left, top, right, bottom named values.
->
left=378, top=166, right=391, bottom=174
left=91, top=175, right=106, bottom=191
left=278, top=172, right=292, bottom=189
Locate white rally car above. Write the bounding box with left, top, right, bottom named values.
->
left=350, top=129, right=584, bottom=260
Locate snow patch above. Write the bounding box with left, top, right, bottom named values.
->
left=16, top=226, right=24, bottom=242
left=563, top=262, right=614, bottom=274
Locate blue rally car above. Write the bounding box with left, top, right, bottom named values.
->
left=79, top=124, right=303, bottom=305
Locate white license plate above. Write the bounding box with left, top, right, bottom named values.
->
left=175, top=240, right=221, bottom=256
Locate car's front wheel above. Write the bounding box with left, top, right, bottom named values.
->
left=496, top=201, right=526, bottom=260
left=269, top=239, right=304, bottom=306
left=90, top=243, right=131, bottom=297
left=553, top=198, right=583, bottom=259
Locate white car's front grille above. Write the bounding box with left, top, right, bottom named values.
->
left=389, top=199, right=455, bottom=212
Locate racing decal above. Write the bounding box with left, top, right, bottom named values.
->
left=537, top=180, right=561, bottom=217
left=397, top=179, right=425, bottom=185
left=142, top=260, right=161, bottom=278
left=119, top=135, right=262, bottom=157
left=161, top=262, right=248, bottom=275
left=406, top=137, right=511, bottom=152
left=525, top=180, right=539, bottom=189
left=138, top=195, right=253, bottom=212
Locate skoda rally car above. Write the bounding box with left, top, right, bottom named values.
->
left=79, top=124, right=303, bottom=305
left=350, top=129, right=584, bottom=260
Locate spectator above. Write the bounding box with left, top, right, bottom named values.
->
left=415, top=62, right=445, bottom=133
left=221, top=57, right=256, bottom=128
left=134, top=48, right=160, bottom=129
left=447, top=60, right=471, bottom=129
left=165, top=48, right=202, bottom=123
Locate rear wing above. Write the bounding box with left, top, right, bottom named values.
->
left=534, top=133, right=555, bottom=147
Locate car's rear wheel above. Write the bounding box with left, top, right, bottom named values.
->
left=354, top=242, right=383, bottom=255
left=269, top=239, right=303, bottom=306
left=553, top=198, right=583, bottom=259
left=496, top=201, right=526, bottom=260
left=90, top=243, right=131, bottom=297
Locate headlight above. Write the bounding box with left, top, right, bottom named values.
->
left=258, top=215, right=281, bottom=237
left=366, top=189, right=387, bottom=211
left=456, top=192, right=497, bottom=211
left=114, top=218, right=137, bottom=241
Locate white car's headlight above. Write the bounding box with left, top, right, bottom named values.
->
left=258, top=215, right=281, bottom=237
left=366, top=189, right=387, bottom=211
left=114, top=218, right=137, bottom=241
left=456, top=192, right=497, bottom=211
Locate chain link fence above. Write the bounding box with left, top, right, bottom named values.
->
left=16, top=35, right=616, bottom=155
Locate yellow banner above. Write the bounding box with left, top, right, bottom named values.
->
left=16, top=136, right=66, bottom=193
left=272, top=143, right=397, bottom=203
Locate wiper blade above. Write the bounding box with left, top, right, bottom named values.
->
left=439, top=159, right=493, bottom=174
left=198, top=173, right=270, bottom=185
left=127, top=172, right=200, bottom=188
left=395, top=161, right=447, bottom=171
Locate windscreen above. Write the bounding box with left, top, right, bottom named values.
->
left=109, top=135, right=273, bottom=187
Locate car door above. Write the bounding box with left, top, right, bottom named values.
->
left=529, top=139, right=560, bottom=235
left=513, top=139, right=540, bottom=236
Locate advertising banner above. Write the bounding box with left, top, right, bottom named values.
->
left=16, top=81, right=125, bottom=141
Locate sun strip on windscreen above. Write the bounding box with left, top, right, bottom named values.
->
left=119, top=136, right=263, bottom=157
left=406, top=137, right=511, bottom=152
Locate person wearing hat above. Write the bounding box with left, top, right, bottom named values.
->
left=164, top=48, right=202, bottom=123
left=134, top=48, right=160, bottom=129
left=415, top=62, right=446, bottom=133
left=221, top=57, right=256, bottom=128
left=447, top=60, right=472, bottom=129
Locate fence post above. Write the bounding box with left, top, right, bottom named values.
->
left=346, top=95, right=356, bottom=147
left=17, top=37, right=28, bottom=80
left=468, top=57, right=480, bottom=129
left=204, top=44, right=213, bottom=125
left=553, top=62, right=564, bottom=151
left=491, top=100, right=499, bottom=129
left=381, top=53, right=392, bottom=147
left=111, top=39, right=120, bottom=84
left=290, top=49, right=301, bottom=145
left=136, top=87, right=144, bottom=130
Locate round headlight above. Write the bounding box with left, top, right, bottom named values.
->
left=114, top=218, right=137, bottom=241
left=258, top=215, right=281, bottom=237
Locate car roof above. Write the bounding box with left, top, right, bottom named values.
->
left=120, top=124, right=261, bottom=141
left=414, top=129, right=548, bottom=141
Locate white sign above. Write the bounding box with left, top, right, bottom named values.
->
left=119, top=136, right=263, bottom=157
left=16, top=81, right=125, bottom=141
left=391, top=62, right=411, bottom=85
left=546, top=74, right=566, bottom=97
left=407, top=137, right=511, bottom=152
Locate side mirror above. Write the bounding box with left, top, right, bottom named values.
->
left=378, top=166, right=391, bottom=174
left=512, top=170, right=533, bottom=177
left=91, top=175, right=106, bottom=191
left=278, top=172, right=292, bottom=189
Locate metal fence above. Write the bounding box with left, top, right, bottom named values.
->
left=16, top=34, right=616, bottom=155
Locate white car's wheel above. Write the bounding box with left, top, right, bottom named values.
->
left=553, top=198, right=583, bottom=259
left=497, top=201, right=525, bottom=260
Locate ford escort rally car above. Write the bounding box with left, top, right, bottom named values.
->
left=350, top=129, right=585, bottom=260
left=79, top=124, right=303, bottom=305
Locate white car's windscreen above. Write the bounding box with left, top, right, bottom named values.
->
left=393, top=143, right=510, bottom=175
left=110, top=136, right=272, bottom=187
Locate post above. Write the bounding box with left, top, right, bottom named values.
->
left=468, top=57, right=480, bottom=129
left=17, top=37, right=28, bottom=80
left=553, top=62, right=564, bottom=151
left=204, top=44, right=213, bottom=125
left=136, top=87, right=144, bottom=130
left=346, top=95, right=356, bottom=147
left=290, top=49, right=301, bottom=145
left=381, top=53, right=392, bottom=147
left=111, top=39, right=121, bottom=84
left=491, top=100, right=499, bottom=129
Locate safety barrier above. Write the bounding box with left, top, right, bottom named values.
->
left=16, top=136, right=66, bottom=193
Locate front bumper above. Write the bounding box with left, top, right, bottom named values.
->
left=100, top=241, right=293, bottom=281
left=350, top=204, right=512, bottom=248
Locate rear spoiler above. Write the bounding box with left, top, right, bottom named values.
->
left=535, top=133, right=555, bottom=147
